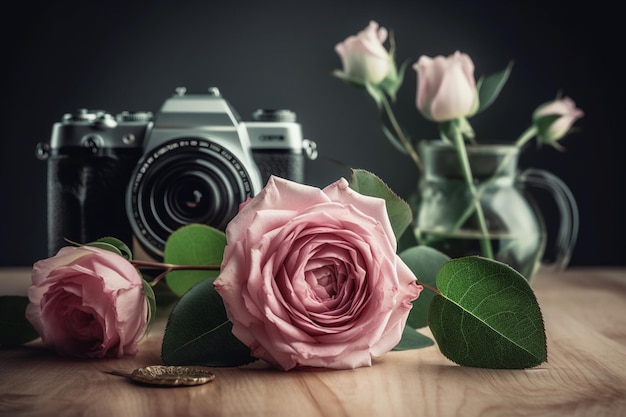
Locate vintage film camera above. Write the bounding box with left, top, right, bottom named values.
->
left=38, top=87, right=318, bottom=259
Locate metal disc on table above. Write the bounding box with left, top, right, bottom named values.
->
left=105, top=365, right=215, bottom=387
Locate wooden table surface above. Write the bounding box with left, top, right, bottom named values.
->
left=1, top=267, right=625, bottom=417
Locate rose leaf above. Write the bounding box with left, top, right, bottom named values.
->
left=348, top=169, right=413, bottom=241
left=66, top=236, right=133, bottom=260
left=379, top=121, right=409, bottom=156
left=475, top=61, right=513, bottom=115
left=364, top=82, right=386, bottom=109
left=392, top=325, right=433, bottom=351
left=332, top=70, right=366, bottom=90
left=379, top=57, right=408, bottom=100
left=93, top=237, right=133, bottom=260
left=141, top=279, right=157, bottom=335
left=162, top=278, right=256, bottom=367
left=399, top=245, right=450, bottom=329
left=532, top=114, right=561, bottom=139
left=163, top=224, right=226, bottom=296
left=0, top=296, right=39, bottom=346
left=428, top=256, right=547, bottom=369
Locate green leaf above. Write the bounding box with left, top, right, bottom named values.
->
left=399, top=246, right=450, bottom=328
left=348, top=169, right=413, bottom=241
left=93, top=237, right=133, bottom=260
left=66, top=236, right=133, bottom=260
left=364, top=82, right=386, bottom=109
left=163, top=224, right=226, bottom=296
left=380, top=119, right=407, bottom=155
left=141, top=278, right=157, bottom=335
left=0, top=296, right=39, bottom=346
left=393, top=325, right=434, bottom=351
left=332, top=69, right=366, bottom=90
left=396, top=224, right=418, bottom=253
left=428, top=256, right=546, bottom=369
left=396, top=191, right=420, bottom=253
left=379, top=57, right=408, bottom=100
left=161, top=278, right=256, bottom=367
left=475, top=62, right=513, bottom=115
left=532, top=113, right=561, bottom=127
left=532, top=113, right=562, bottom=144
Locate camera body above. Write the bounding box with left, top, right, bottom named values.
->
left=41, top=87, right=316, bottom=259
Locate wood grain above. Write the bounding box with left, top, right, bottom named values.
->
left=1, top=267, right=625, bottom=417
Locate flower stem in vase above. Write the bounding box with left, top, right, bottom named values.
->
left=380, top=95, right=424, bottom=173
left=515, top=126, right=538, bottom=148
left=450, top=121, right=494, bottom=259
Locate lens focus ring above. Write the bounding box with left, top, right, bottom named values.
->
left=127, top=138, right=254, bottom=258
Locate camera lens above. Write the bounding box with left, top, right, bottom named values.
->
left=168, top=175, right=213, bottom=221
left=127, top=138, right=255, bottom=258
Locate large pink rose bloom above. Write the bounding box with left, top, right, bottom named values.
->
left=26, top=246, right=148, bottom=358
left=214, top=176, right=422, bottom=370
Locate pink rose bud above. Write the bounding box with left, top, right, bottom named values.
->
left=26, top=246, right=148, bottom=358
left=413, top=51, right=479, bottom=121
left=335, top=21, right=392, bottom=85
left=214, top=176, right=423, bottom=370
left=533, top=97, right=584, bottom=147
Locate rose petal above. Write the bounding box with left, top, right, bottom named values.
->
left=214, top=176, right=422, bottom=370
left=26, top=246, right=148, bottom=358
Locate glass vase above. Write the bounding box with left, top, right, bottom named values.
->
left=413, top=141, right=578, bottom=280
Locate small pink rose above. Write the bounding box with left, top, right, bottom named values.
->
left=413, top=51, right=479, bottom=121
left=533, top=97, right=584, bottom=147
left=335, top=21, right=392, bottom=85
left=26, top=246, right=148, bottom=358
left=214, top=176, right=422, bottom=370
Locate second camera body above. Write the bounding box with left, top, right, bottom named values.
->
left=42, top=87, right=317, bottom=259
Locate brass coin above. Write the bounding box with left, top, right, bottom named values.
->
left=106, top=365, right=215, bottom=387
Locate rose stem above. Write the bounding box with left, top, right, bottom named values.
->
left=380, top=95, right=424, bottom=173
left=451, top=120, right=494, bottom=259
left=131, top=260, right=220, bottom=286
left=414, top=280, right=440, bottom=295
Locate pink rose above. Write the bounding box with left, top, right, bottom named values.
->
left=335, top=21, right=392, bottom=85
left=214, top=176, right=422, bottom=370
left=413, top=51, right=479, bottom=121
left=26, top=246, right=148, bottom=358
left=533, top=97, right=584, bottom=147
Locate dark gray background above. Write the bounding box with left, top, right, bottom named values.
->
left=1, top=0, right=622, bottom=266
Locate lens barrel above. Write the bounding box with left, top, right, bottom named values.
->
left=127, top=137, right=255, bottom=258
